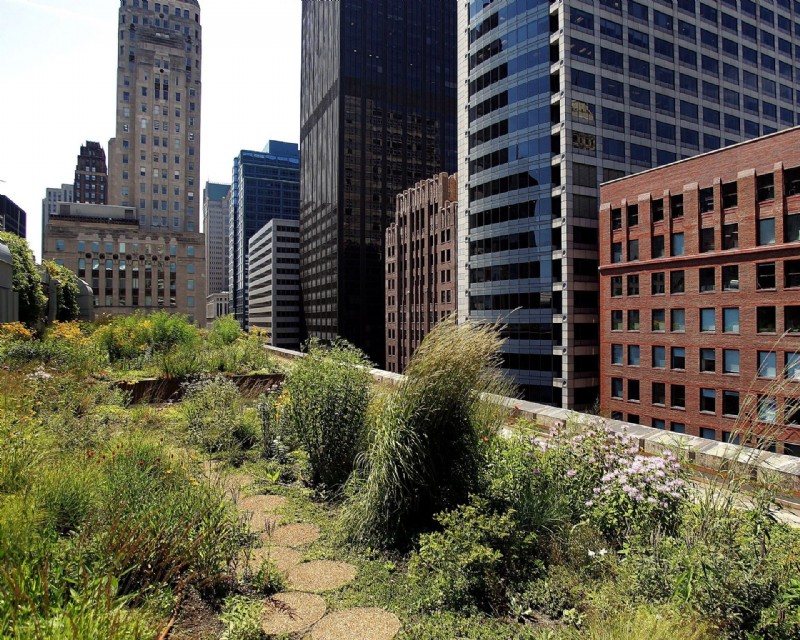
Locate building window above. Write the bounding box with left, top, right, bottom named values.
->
left=758, top=351, right=777, bottom=378
left=785, top=261, right=800, bottom=288
left=628, top=240, right=639, bottom=261
left=700, top=348, right=716, bottom=372
left=628, top=345, right=641, bottom=366
left=671, top=233, right=685, bottom=256
left=653, top=345, right=666, bottom=368
left=652, top=272, right=666, bottom=295
left=701, top=428, right=716, bottom=440
left=55, top=240, right=64, bottom=251
left=786, top=306, right=800, bottom=333
left=700, top=228, right=715, bottom=253
left=722, top=181, right=738, bottom=208
left=653, top=382, right=666, bottom=405
left=722, top=391, right=740, bottom=418
left=700, top=267, right=715, bottom=292
left=723, top=223, right=739, bottom=249
left=786, top=214, right=800, bottom=243
left=754, top=262, right=776, bottom=290
left=671, top=309, right=686, bottom=332
left=628, top=310, right=640, bottom=331
left=758, top=396, right=778, bottom=423
left=627, top=205, right=639, bottom=227
left=759, top=218, right=776, bottom=246
left=670, top=270, right=685, bottom=294
left=723, top=307, right=740, bottom=333
left=611, top=207, right=622, bottom=230
left=786, top=352, right=800, bottom=380
left=627, top=275, right=640, bottom=295
left=723, top=349, right=740, bottom=374
left=757, top=306, right=777, bottom=333
left=700, top=308, right=716, bottom=332
left=671, top=385, right=686, bottom=409
left=698, top=187, right=714, bottom=214
left=757, top=174, right=775, bottom=201
left=700, top=388, right=716, bottom=413
left=611, top=276, right=623, bottom=297
left=671, top=195, right=684, bottom=219
left=671, top=422, right=686, bottom=434
left=628, top=379, right=640, bottom=402
left=652, top=198, right=664, bottom=222
left=611, top=344, right=623, bottom=365
left=672, top=347, right=686, bottom=370
left=652, top=235, right=665, bottom=258
left=611, top=310, right=623, bottom=331
left=652, top=309, right=666, bottom=332
left=722, top=265, right=739, bottom=291
left=612, top=242, right=622, bottom=263
left=652, top=419, right=666, bottom=430
left=611, top=378, right=623, bottom=399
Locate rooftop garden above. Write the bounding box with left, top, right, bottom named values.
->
left=1, top=315, right=799, bottom=639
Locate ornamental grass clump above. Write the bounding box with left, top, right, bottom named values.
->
left=340, top=318, right=516, bottom=548
left=281, top=339, right=372, bottom=488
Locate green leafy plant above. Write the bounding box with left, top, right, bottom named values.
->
left=182, top=376, right=255, bottom=454
left=220, top=596, right=263, bottom=640
left=43, top=260, right=82, bottom=322
left=281, top=338, right=372, bottom=487
left=0, top=232, right=47, bottom=329
left=209, top=315, right=243, bottom=346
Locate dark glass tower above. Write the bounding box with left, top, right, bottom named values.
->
left=299, top=0, right=457, bottom=365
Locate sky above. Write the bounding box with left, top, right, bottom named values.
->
left=0, top=0, right=302, bottom=259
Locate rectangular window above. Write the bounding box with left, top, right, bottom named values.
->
left=611, top=276, right=623, bottom=297
left=612, top=378, right=624, bottom=399
left=700, top=267, right=715, bottom=292
left=723, top=307, right=740, bottom=333
left=787, top=214, right=800, bottom=243
left=723, top=350, right=740, bottom=374
left=611, top=207, right=622, bottom=230
left=700, top=308, right=716, bottom=332
left=786, top=306, right=800, bottom=333
left=612, top=242, right=623, bottom=263
left=670, top=270, right=685, bottom=294
left=652, top=272, right=666, bottom=294
left=700, top=348, right=716, bottom=372
left=652, top=236, right=665, bottom=258
left=628, top=240, right=639, bottom=261
left=627, top=275, right=640, bottom=296
left=652, top=198, right=664, bottom=222
left=672, top=347, right=686, bottom=370
left=757, top=306, right=777, bottom=333
left=671, top=385, right=686, bottom=409
left=671, top=233, right=685, bottom=256
left=612, top=310, right=623, bottom=331
left=758, top=218, right=776, bottom=246
left=628, top=380, right=640, bottom=402
left=723, top=223, right=739, bottom=250
left=672, top=309, right=686, bottom=332
left=722, top=391, right=740, bottom=417
left=759, top=396, right=778, bottom=423
left=698, top=187, right=714, bottom=214
left=785, top=261, right=800, bottom=288
left=700, top=228, right=715, bottom=253
left=612, top=344, right=624, bottom=365
left=628, top=309, right=640, bottom=330
left=758, top=174, right=775, bottom=201
left=652, top=309, right=666, bottom=332
left=700, top=388, right=716, bottom=413
left=757, top=262, right=776, bottom=289
left=653, top=346, right=666, bottom=368
left=628, top=345, right=641, bottom=366
left=786, top=352, right=800, bottom=380
left=758, top=351, right=778, bottom=378
left=671, top=195, right=684, bottom=219
left=722, top=265, right=739, bottom=291
left=653, top=382, right=666, bottom=405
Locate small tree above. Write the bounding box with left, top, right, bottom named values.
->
left=0, top=232, right=46, bottom=329
left=43, top=260, right=81, bottom=322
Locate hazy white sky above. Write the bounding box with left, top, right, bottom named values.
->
left=0, top=0, right=302, bottom=258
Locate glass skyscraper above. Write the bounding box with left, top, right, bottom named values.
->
left=300, top=0, right=457, bottom=365
left=228, top=141, right=300, bottom=328
left=459, top=0, right=800, bottom=408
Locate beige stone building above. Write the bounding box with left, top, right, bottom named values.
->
left=44, top=203, right=204, bottom=321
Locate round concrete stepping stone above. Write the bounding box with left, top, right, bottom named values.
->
left=287, top=560, right=357, bottom=593
left=311, top=608, right=401, bottom=640
left=240, top=494, right=287, bottom=514
left=244, top=545, right=303, bottom=574
left=261, top=592, right=326, bottom=635
left=264, top=523, right=320, bottom=547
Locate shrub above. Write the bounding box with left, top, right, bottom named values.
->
left=92, top=311, right=199, bottom=363
left=408, top=497, right=538, bottom=614
left=43, top=260, right=81, bottom=322
left=281, top=339, right=372, bottom=487
left=220, top=596, right=263, bottom=640
left=0, top=321, right=33, bottom=342
left=0, top=232, right=47, bottom=329
left=341, top=319, right=515, bottom=548
left=36, top=458, right=101, bottom=534
left=183, top=376, right=253, bottom=454
left=209, top=315, right=243, bottom=346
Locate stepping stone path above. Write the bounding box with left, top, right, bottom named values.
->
left=311, top=607, right=402, bottom=640
left=287, top=560, right=358, bottom=593
left=205, top=467, right=401, bottom=639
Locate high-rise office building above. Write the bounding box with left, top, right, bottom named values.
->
left=458, top=0, right=800, bottom=408
left=300, top=0, right=457, bottom=365
left=44, top=0, right=204, bottom=322
left=74, top=141, right=109, bottom=205
left=42, top=184, right=73, bottom=231
left=203, top=182, right=230, bottom=295
left=0, top=195, right=27, bottom=238
left=385, top=172, right=458, bottom=373
left=248, top=218, right=301, bottom=349
left=229, top=142, right=300, bottom=328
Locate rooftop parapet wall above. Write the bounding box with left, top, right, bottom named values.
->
left=266, top=345, right=800, bottom=494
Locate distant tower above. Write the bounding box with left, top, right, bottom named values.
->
left=74, top=141, right=108, bottom=205
left=203, top=182, right=231, bottom=295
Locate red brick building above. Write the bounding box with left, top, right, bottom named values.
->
left=386, top=173, right=457, bottom=373
left=600, top=127, right=800, bottom=456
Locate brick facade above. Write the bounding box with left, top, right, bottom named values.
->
left=600, top=127, right=800, bottom=455
left=386, top=173, right=458, bottom=373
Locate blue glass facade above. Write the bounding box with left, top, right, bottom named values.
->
left=229, top=141, right=300, bottom=327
